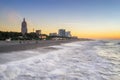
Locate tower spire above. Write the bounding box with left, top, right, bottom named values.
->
left=23, top=18, right=25, bottom=21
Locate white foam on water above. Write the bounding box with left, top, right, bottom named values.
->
left=0, top=40, right=120, bottom=80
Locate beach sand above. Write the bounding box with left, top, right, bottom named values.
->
left=0, top=39, right=79, bottom=53
left=0, top=39, right=80, bottom=64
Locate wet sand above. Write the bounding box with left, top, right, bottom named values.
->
left=0, top=40, right=79, bottom=53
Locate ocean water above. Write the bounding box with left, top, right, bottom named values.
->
left=0, top=40, right=120, bottom=80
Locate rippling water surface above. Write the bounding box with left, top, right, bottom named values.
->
left=0, top=40, right=120, bottom=80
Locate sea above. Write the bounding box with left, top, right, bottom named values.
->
left=0, top=40, right=120, bottom=80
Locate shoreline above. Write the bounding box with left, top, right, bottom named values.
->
left=0, top=39, right=81, bottom=53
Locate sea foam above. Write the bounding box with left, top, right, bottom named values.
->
left=0, top=40, right=120, bottom=80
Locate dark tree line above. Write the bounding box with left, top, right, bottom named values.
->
left=0, top=31, right=22, bottom=40
left=0, top=31, right=48, bottom=40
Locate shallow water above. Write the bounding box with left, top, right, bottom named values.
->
left=0, top=40, right=120, bottom=80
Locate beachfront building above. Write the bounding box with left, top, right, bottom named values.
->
left=21, top=18, right=27, bottom=35
left=58, top=29, right=66, bottom=37
left=49, top=33, right=57, bottom=36
left=36, top=30, right=42, bottom=39
left=36, top=30, right=41, bottom=35
left=65, top=31, right=71, bottom=37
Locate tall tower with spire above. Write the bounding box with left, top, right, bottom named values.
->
left=21, top=18, right=27, bottom=35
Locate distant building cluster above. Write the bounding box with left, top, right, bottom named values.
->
left=21, top=18, right=78, bottom=40
left=49, top=29, right=71, bottom=37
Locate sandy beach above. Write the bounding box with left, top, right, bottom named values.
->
left=0, top=39, right=79, bottom=53
left=0, top=39, right=80, bottom=64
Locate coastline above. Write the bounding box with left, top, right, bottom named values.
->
left=0, top=39, right=82, bottom=53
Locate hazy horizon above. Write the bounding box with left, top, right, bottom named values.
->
left=0, top=0, right=120, bottom=39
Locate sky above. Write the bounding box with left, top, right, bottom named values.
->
left=0, top=0, right=120, bottom=39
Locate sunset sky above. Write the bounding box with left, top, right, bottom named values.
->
left=0, top=0, right=120, bottom=39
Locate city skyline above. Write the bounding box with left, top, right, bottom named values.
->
left=0, top=0, right=120, bottom=39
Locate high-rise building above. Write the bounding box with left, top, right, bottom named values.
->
left=21, top=18, right=27, bottom=35
left=65, top=31, right=71, bottom=37
left=58, top=29, right=66, bottom=37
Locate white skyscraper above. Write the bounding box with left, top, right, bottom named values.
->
left=65, top=31, right=71, bottom=37
left=58, top=29, right=66, bottom=37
